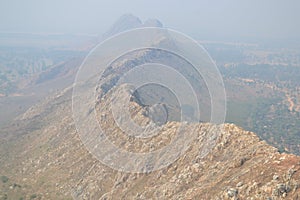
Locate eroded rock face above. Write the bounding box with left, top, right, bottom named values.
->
left=1, top=28, right=300, bottom=199
left=1, top=81, right=300, bottom=200
left=145, top=103, right=168, bottom=126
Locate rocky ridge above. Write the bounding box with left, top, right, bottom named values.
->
left=0, top=78, right=300, bottom=199
left=0, top=14, right=300, bottom=200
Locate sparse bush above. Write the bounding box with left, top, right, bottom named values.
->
left=30, top=194, right=37, bottom=199
left=0, top=176, right=8, bottom=183
left=1, top=194, right=8, bottom=200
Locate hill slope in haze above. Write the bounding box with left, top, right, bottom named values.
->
left=1, top=41, right=300, bottom=200
left=0, top=14, right=300, bottom=200
left=0, top=80, right=300, bottom=200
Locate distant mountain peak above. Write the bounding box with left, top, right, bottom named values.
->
left=102, top=14, right=142, bottom=38
left=143, top=18, right=163, bottom=28
left=102, top=14, right=164, bottom=39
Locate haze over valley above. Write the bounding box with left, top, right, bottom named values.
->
left=0, top=1, right=300, bottom=199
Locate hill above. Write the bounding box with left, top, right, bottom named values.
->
left=0, top=79, right=299, bottom=199
left=0, top=14, right=300, bottom=200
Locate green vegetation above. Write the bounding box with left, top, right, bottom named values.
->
left=30, top=194, right=37, bottom=199
left=222, top=62, right=300, bottom=155
left=0, top=176, right=8, bottom=183
left=1, top=194, right=8, bottom=200
left=220, top=63, right=300, bottom=88
left=226, top=100, right=254, bottom=128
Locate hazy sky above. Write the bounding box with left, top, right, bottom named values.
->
left=1, top=0, right=300, bottom=40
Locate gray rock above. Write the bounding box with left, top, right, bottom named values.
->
left=146, top=103, right=168, bottom=126
left=227, top=188, right=238, bottom=197
left=273, top=174, right=279, bottom=180
left=236, top=182, right=243, bottom=187
left=276, top=183, right=291, bottom=195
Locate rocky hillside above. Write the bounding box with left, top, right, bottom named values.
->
left=0, top=14, right=300, bottom=200
left=0, top=78, right=300, bottom=199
